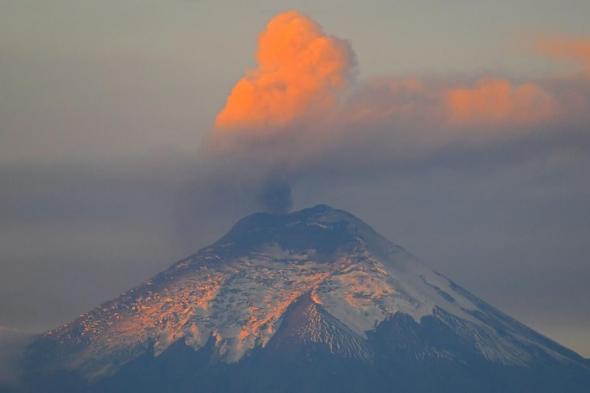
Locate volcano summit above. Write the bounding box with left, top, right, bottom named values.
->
left=15, top=205, right=590, bottom=392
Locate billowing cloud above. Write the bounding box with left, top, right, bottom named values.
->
left=215, top=10, right=354, bottom=132
left=207, top=12, right=590, bottom=214
left=537, top=35, right=590, bottom=77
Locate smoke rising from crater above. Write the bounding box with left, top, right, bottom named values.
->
left=257, top=177, right=293, bottom=214
left=203, top=11, right=590, bottom=216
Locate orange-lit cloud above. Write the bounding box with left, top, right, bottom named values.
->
left=198, top=16, right=590, bottom=215
left=215, top=11, right=354, bottom=132
left=208, top=13, right=588, bottom=178
left=338, top=77, right=561, bottom=133
left=445, top=78, right=559, bottom=127
left=537, top=36, right=590, bottom=77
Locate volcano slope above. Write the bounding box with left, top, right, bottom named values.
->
left=18, top=205, right=590, bottom=393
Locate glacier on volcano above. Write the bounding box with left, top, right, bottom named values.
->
left=20, top=205, right=590, bottom=393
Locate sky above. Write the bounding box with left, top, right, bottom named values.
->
left=1, top=0, right=590, bottom=356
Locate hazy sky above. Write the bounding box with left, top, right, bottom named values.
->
left=1, top=0, right=590, bottom=356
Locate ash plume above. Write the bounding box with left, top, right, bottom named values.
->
left=257, top=177, right=293, bottom=214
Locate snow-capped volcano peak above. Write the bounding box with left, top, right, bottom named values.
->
left=28, top=205, right=588, bottom=386
left=208, top=204, right=383, bottom=257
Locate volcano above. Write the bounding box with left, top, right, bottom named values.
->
left=17, top=205, right=590, bottom=392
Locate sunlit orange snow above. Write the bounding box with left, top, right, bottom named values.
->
left=215, top=10, right=354, bottom=132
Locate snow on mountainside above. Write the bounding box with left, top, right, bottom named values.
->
left=27, top=205, right=588, bottom=384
